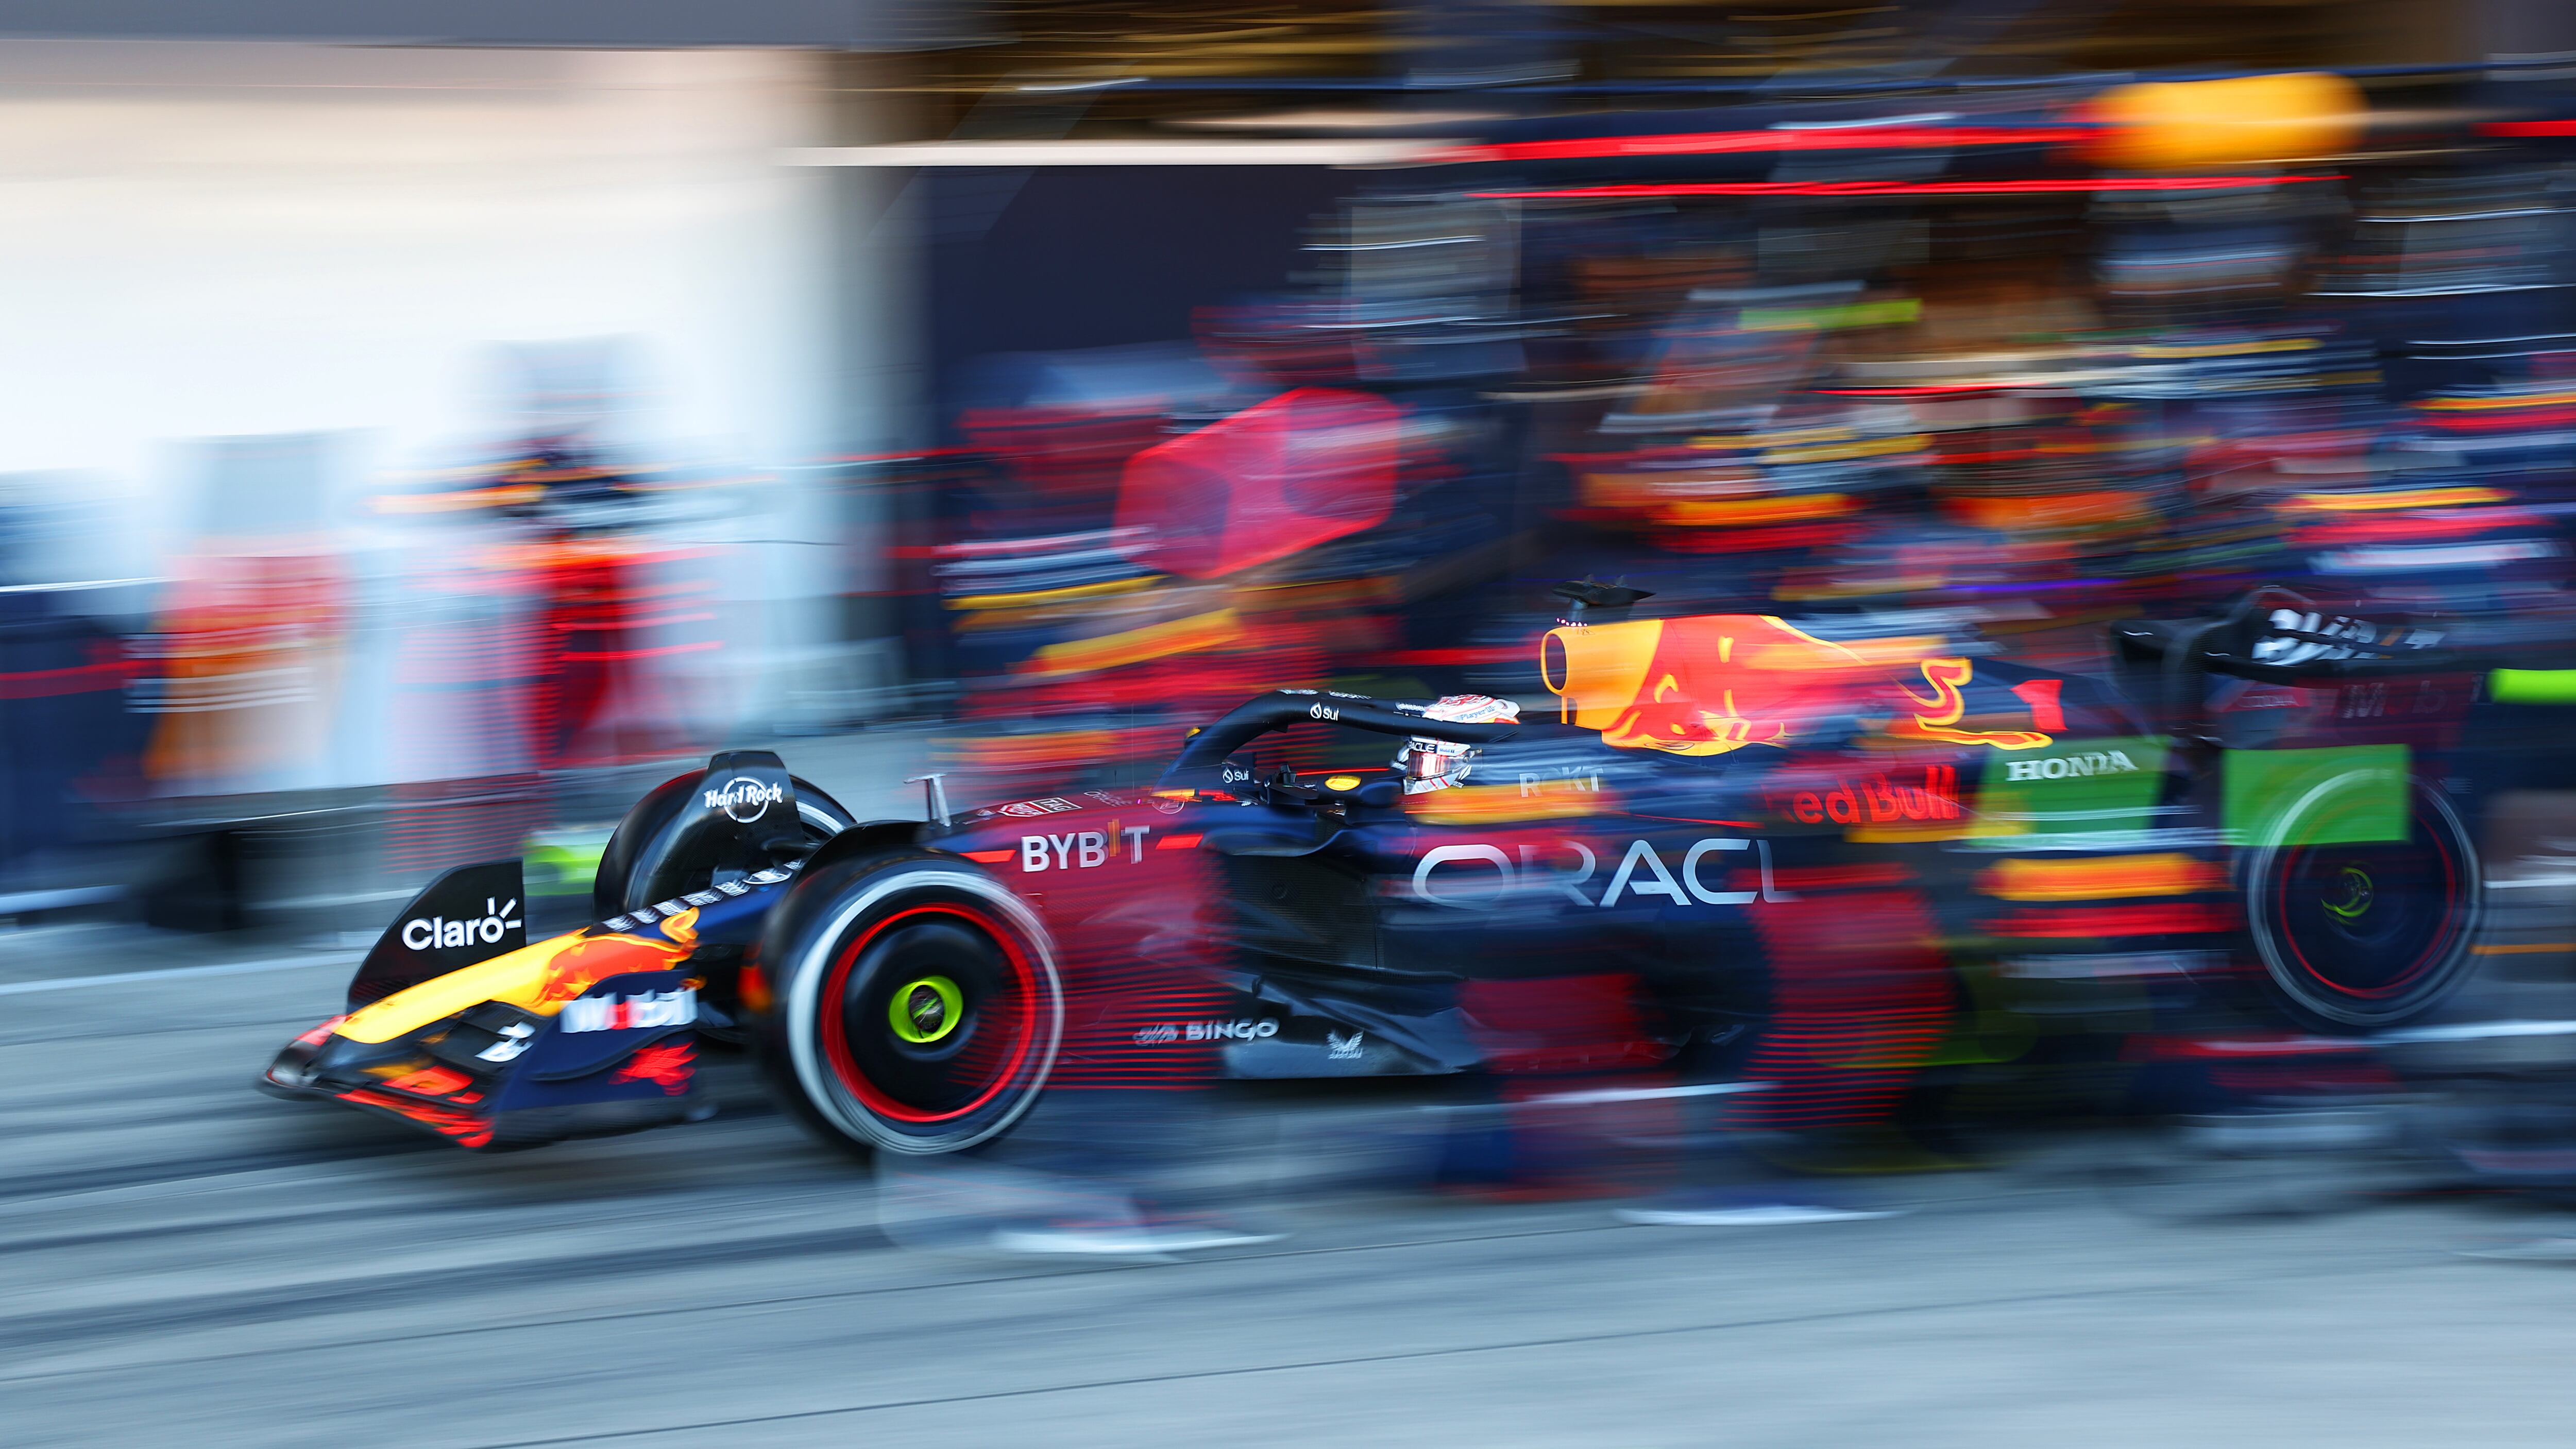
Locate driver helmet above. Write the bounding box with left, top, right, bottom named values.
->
left=1395, top=693, right=1519, bottom=793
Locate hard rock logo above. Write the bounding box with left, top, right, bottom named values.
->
left=703, top=776, right=785, bottom=823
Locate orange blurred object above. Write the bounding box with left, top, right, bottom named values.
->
left=1976, top=853, right=2227, bottom=902
left=1942, top=490, right=2153, bottom=531
left=141, top=545, right=347, bottom=790
left=2086, top=72, right=2365, bottom=169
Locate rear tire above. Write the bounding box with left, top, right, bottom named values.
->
left=754, top=851, right=1062, bottom=1158
left=2245, top=773, right=2479, bottom=1032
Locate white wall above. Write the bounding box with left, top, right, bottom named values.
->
left=0, top=40, right=841, bottom=504
left=0, top=41, right=887, bottom=790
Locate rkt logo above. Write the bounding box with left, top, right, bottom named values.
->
left=704, top=776, right=785, bottom=823
left=561, top=987, right=697, bottom=1035
left=402, top=897, right=519, bottom=951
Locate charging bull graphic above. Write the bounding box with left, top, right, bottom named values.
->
left=526, top=928, right=696, bottom=1007
left=1544, top=616, right=1875, bottom=756
left=1543, top=616, right=2052, bottom=756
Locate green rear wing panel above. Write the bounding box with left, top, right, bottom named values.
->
left=2222, top=744, right=2409, bottom=847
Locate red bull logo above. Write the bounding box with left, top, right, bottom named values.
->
left=1884, top=657, right=2052, bottom=750
left=1543, top=615, right=1877, bottom=757
left=1544, top=616, right=2054, bottom=756
left=526, top=932, right=692, bottom=1006
left=1768, top=765, right=1963, bottom=825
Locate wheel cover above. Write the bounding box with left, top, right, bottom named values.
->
left=2255, top=779, right=2476, bottom=1021
left=817, top=904, right=1039, bottom=1125
left=889, top=975, right=965, bottom=1044
left=782, top=870, right=1061, bottom=1154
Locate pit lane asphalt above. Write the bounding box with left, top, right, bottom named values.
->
left=8, top=928, right=2576, bottom=1447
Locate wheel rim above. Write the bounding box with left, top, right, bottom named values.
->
left=2263, top=783, right=2472, bottom=1014
left=889, top=975, right=964, bottom=1044
left=817, top=905, right=1038, bottom=1125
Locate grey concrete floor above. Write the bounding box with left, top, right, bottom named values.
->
left=7, top=924, right=2576, bottom=1448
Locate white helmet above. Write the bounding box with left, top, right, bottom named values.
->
left=1395, top=694, right=1519, bottom=793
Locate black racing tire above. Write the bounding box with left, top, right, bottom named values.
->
left=753, top=851, right=1062, bottom=1159
left=2244, top=773, right=2481, bottom=1032
left=595, top=772, right=857, bottom=918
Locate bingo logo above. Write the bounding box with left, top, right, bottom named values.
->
left=1188, top=1019, right=1280, bottom=1042
left=402, top=897, right=520, bottom=951
left=703, top=776, right=786, bottom=823
left=1132, top=1020, right=1281, bottom=1045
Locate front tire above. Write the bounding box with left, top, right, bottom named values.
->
left=595, top=771, right=857, bottom=918
left=754, top=853, right=1063, bottom=1157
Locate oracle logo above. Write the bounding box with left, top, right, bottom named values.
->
left=1411, top=838, right=1795, bottom=909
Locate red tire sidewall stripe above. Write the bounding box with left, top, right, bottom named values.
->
left=2276, top=795, right=2464, bottom=1001
left=815, top=901, right=1038, bottom=1125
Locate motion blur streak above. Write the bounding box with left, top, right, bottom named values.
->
left=19, top=4, right=2576, bottom=1446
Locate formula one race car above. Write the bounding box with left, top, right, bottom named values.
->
left=262, top=585, right=2499, bottom=1157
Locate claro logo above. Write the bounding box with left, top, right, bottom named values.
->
left=703, top=776, right=786, bottom=823
left=402, top=896, right=520, bottom=951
